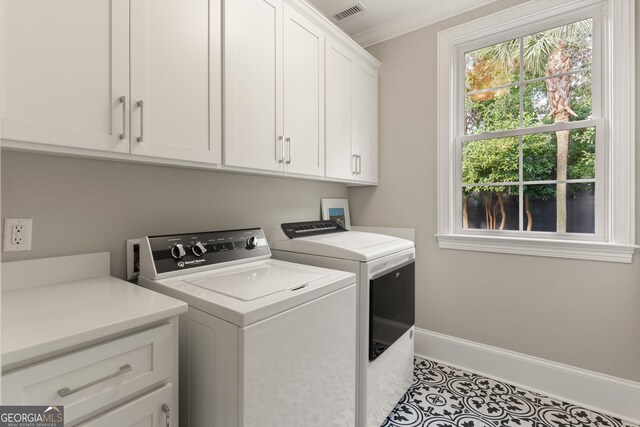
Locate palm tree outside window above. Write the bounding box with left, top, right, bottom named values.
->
left=461, top=19, right=596, bottom=234
left=436, top=0, right=636, bottom=263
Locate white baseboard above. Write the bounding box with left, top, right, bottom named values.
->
left=414, top=328, right=640, bottom=424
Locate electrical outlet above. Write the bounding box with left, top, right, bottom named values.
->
left=3, top=218, right=33, bottom=251
left=11, top=225, right=26, bottom=244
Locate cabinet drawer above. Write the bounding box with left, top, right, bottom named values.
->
left=78, top=383, right=174, bottom=427
left=2, top=323, right=174, bottom=425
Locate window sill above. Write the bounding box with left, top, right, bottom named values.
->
left=436, top=234, right=637, bottom=263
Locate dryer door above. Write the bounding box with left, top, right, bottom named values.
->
left=369, top=261, right=415, bottom=361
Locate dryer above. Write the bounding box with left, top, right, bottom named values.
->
left=269, top=221, right=415, bottom=427
left=139, top=227, right=357, bottom=427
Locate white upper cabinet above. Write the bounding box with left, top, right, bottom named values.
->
left=353, top=62, right=379, bottom=183
left=325, top=37, right=379, bottom=183
left=1, top=0, right=221, bottom=163
left=129, top=0, right=221, bottom=163
left=224, top=0, right=325, bottom=176
left=224, top=0, right=283, bottom=172
left=1, top=0, right=378, bottom=184
left=1, top=0, right=130, bottom=153
left=282, top=5, right=325, bottom=177
left=326, top=38, right=355, bottom=181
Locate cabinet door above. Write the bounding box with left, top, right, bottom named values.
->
left=224, top=0, right=283, bottom=171
left=325, top=38, right=355, bottom=181
left=282, top=6, right=324, bottom=177
left=1, top=0, right=129, bottom=153
left=79, top=384, right=173, bottom=427
left=2, top=324, right=175, bottom=425
left=130, top=0, right=220, bottom=163
left=353, top=62, right=378, bottom=183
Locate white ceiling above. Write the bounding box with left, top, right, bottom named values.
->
left=306, top=0, right=499, bottom=47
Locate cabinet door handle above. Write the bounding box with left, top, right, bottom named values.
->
left=286, top=137, right=291, bottom=164
left=57, top=364, right=132, bottom=397
left=352, top=154, right=357, bottom=175
left=136, top=100, right=144, bottom=142
left=357, top=155, right=362, bottom=175
left=278, top=136, right=284, bottom=163
left=119, top=96, right=126, bottom=140
left=162, top=403, right=171, bottom=427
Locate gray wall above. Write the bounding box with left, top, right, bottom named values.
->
left=2, top=0, right=638, bottom=384
left=1, top=151, right=347, bottom=278
left=348, top=0, right=640, bottom=382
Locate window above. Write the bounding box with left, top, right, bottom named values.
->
left=437, top=0, right=636, bottom=262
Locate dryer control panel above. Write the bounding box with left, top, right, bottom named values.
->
left=281, top=220, right=348, bottom=239
left=141, top=227, right=271, bottom=278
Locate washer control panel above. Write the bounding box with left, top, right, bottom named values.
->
left=145, top=227, right=271, bottom=275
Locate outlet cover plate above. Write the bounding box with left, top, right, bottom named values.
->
left=3, top=218, right=33, bottom=251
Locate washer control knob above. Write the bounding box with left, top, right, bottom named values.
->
left=192, top=241, right=207, bottom=257
left=171, top=243, right=186, bottom=260
left=246, top=236, right=258, bottom=249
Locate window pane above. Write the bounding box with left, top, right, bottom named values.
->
left=465, top=39, right=520, bottom=92
left=567, top=183, right=595, bottom=233
left=465, top=87, right=520, bottom=134
left=523, top=184, right=557, bottom=231
left=462, top=137, right=519, bottom=184
left=522, top=18, right=593, bottom=80
left=523, top=72, right=592, bottom=127
left=523, top=127, right=595, bottom=181
left=523, top=183, right=594, bottom=233
left=462, top=186, right=519, bottom=231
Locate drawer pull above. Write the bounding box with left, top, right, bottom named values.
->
left=57, top=364, right=132, bottom=397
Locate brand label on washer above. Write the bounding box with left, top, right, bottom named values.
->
left=178, top=259, right=206, bottom=268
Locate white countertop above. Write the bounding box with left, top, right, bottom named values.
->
left=1, top=253, right=187, bottom=369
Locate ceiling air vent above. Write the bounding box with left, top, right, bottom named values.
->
left=331, top=2, right=367, bottom=22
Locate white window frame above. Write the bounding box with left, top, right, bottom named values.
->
left=436, top=0, right=636, bottom=263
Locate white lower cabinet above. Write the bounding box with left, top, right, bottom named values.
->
left=2, top=323, right=178, bottom=426
left=79, top=384, right=173, bottom=427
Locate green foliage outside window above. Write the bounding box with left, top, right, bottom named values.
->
left=462, top=19, right=595, bottom=231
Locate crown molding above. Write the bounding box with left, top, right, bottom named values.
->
left=287, top=0, right=381, bottom=68
left=351, top=0, right=499, bottom=47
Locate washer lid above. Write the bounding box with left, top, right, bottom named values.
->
left=271, top=231, right=414, bottom=262
left=142, top=259, right=355, bottom=327
left=182, top=263, right=327, bottom=301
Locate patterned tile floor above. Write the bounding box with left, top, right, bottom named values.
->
left=382, top=357, right=639, bottom=427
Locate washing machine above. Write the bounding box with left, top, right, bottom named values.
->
left=138, top=227, right=357, bottom=427
left=269, top=220, right=415, bottom=427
